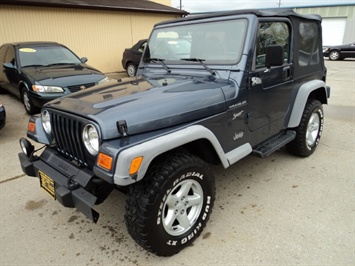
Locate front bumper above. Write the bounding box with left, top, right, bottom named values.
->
left=19, top=148, right=99, bottom=222
left=28, top=91, right=65, bottom=109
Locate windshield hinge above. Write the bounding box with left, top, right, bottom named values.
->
left=117, top=120, right=128, bottom=137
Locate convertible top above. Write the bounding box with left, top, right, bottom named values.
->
left=155, top=8, right=322, bottom=26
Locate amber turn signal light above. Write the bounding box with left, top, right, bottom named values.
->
left=129, top=156, right=143, bottom=175
left=98, top=153, right=113, bottom=171
left=27, top=121, right=35, bottom=133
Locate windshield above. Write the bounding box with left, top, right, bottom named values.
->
left=144, top=19, right=247, bottom=64
left=18, top=46, right=82, bottom=67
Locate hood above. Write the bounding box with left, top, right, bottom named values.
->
left=22, top=64, right=105, bottom=87
left=46, top=75, right=236, bottom=139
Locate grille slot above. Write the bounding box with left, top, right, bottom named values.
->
left=51, top=113, right=87, bottom=166
left=67, top=83, right=95, bottom=92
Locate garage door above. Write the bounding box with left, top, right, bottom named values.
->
left=322, top=18, right=346, bottom=46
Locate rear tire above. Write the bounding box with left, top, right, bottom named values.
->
left=125, top=151, right=215, bottom=256
left=286, top=99, right=324, bottom=157
left=329, top=50, right=340, bottom=60
left=126, top=63, right=137, bottom=77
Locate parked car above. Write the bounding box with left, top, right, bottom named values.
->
left=121, top=39, right=147, bottom=77
left=323, top=42, right=355, bottom=60
left=0, top=42, right=108, bottom=114
left=0, top=98, right=6, bottom=130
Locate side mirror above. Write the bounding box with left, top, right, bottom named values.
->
left=80, top=57, right=88, bottom=63
left=265, top=45, right=284, bottom=68
left=3, top=62, right=15, bottom=69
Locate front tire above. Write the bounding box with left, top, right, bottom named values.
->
left=286, top=99, right=324, bottom=157
left=22, top=88, right=39, bottom=115
left=125, top=151, right=215, bottom=256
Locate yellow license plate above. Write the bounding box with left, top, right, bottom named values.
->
left=39, top=171, right=55, bottom=199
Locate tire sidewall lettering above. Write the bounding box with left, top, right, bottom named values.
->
left=155, top=170, right=212, bottom=247
left=307, top=107, right=324, bottom=150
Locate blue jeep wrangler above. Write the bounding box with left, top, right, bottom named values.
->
left=19, top=9, right=330, bottom=256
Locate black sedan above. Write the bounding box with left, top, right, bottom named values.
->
left=0, top=42, right=108, bottom=114
left=121, top=39, right=147, bottom=77
left=0, top=98, right=5, bottom=130
left=323, top=42, right=355, bottom=61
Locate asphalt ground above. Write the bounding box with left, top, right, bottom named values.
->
left=0, top=60, right=354, bottom=265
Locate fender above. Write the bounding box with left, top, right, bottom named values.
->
left=288, top=80, right=328, bottom=128
left=112, top=125, right=252, bottom=186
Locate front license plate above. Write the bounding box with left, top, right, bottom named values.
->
left=39, top=171, right=55, bottom=199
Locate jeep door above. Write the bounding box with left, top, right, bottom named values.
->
left=247, top=20, right=293, bottom=135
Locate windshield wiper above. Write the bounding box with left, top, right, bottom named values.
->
left=147, top=58, right=171, bottom=73
left=46, top=62, right=76, bottom=66
left=22, top=64, right=46, bottom=68
left=180, top=58, right=216, bottom=76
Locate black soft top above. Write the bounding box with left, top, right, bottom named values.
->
left=155, top=8, right=321, bottom=26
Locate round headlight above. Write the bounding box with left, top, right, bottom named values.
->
left=41, top=110, right=51, bottom=134
left=82, top=124, right=100, bottom=155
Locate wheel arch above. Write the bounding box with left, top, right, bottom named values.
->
left=18, top=81, right=30, bottom=101
left=125, top=60, right=134, bottom=68
left=112, top=125, right=231, bottom=186
left=288, top=80, right=328, bottom=128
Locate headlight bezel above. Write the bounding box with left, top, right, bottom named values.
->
left=41, top=109, right=52, bottom=134
left=82, top=124, right=101, bottom=156
left=98, top=76, right=109, bottom=85
left=32, top=85, right=64, bottom=93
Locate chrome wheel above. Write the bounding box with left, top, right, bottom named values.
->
left=306, top=112, right=320, bottom=148
left=162, top=179, right=203, bottom=236
left=329, top=50, right=340, bottom=60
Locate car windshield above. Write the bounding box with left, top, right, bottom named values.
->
left=143, top=19, right=247, bottom=64
left=18, top=46, right=81, bottom=67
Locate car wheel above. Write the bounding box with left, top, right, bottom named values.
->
left=125, top=151, right=215, bottom=256
left=286, top=99, right=324, bottom=157
left=329, top=50, right=340, bottom=60
left=126, top=63, right=137, bottom=77
left=22, top=88, right=39, bottom=115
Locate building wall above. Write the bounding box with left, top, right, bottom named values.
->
left=151, top=0, right=172, bottom=6
left=0, top=5, right=178, bottom=73
left=295, top=5, right=355, bottom=45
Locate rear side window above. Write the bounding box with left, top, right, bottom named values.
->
left=298, top=22, right=320, bottom=66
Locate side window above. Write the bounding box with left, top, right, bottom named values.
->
left=138, top=42, right=146, bottom=53
left=255, top=22, right=290, bottom=68
left=5, top=46, right=16, bottom=65
left=0, top=46, right=9, bottom=63
left=298, top=22, right=319, bottom=66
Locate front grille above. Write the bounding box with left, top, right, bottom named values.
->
left=51, top=112, right=88, bottom=166
left=67, top=82, right=95, bottom=92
